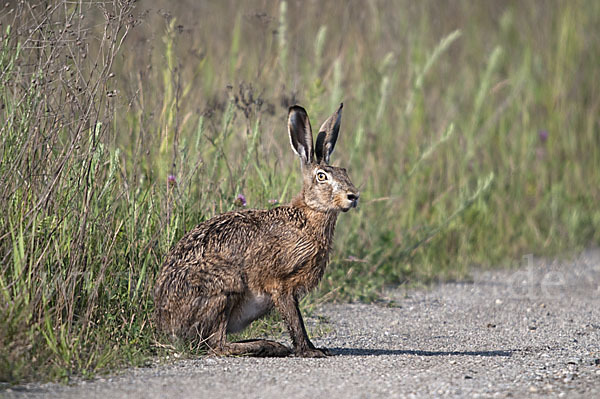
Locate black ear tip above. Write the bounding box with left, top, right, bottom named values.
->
left=339, top=102, right=343, bottom=109
left=289, top=105, right=307, bottom=114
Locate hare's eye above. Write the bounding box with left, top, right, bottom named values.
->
left=316, top=171, right=328, bottom=182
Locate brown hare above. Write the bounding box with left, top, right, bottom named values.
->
left=154, top=104, right=359, bottom=358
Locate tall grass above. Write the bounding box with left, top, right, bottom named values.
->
left=1, top=0, right=599, bottom=383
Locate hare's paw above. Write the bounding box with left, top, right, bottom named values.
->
left=221, top=339, right=292, bottom=357
left=295, top=347, right=330, bottom=358
left=257, top=341, right=293, bottom=357
left=317, top=346, right=332, bottom=356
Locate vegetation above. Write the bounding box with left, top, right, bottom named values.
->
left=1, top=0, right=599, bottom=383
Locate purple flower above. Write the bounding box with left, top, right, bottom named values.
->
left=167, top=174, right=176, bottom=186
left=235, top=194, right=247, bottom=207
left=538, top=130, right=548, bottom=143
left=268, top=199, right=279, bottom=205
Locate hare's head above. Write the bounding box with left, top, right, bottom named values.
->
left=288, top=104, right=359, bottom=213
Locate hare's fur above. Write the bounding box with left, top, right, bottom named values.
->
left=154, top=104, right=359, bottom=357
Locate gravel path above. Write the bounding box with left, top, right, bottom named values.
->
left=4, top=251, right=600, bottom=398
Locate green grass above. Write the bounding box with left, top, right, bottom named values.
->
left=1, top=0, right=599, bottom=383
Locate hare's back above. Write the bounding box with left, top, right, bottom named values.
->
left=169, top=207, right=303, bottom=260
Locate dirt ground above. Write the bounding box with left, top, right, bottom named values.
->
left=4, top=250, right=600, bottom=398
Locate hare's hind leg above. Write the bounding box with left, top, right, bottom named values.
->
left=204, top=297, right=291, bottom=357
left=218, top=339, right=292, bottom=357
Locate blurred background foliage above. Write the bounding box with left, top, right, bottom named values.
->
left=1, top=0, right=599, bottom=383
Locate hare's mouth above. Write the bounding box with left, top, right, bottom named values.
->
left=341, top=198, right=359, bottom=212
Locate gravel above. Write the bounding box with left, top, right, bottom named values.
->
left=4, top=250, right=600, bottom=398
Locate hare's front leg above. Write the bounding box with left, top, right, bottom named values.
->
left=273, top=292, right=330, bottom=358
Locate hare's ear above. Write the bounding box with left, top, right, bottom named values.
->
left=315, top=103, right=343, bottom=165
left=288, top=105, right=314, bottom=165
